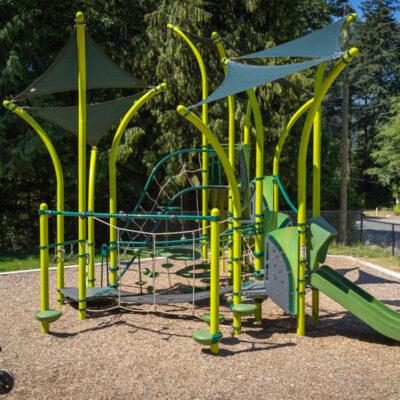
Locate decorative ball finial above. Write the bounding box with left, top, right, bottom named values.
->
left=76, top=11, right=85, bottom=23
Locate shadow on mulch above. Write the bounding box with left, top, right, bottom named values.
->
left=56, top=295, right=400, bottom=349
left=336, top=267, right=400, bottom=285
left=203, top=338, right=296, bottom=357
left=307, top=311, right=400, bottom=346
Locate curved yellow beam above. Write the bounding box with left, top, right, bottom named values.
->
left=167, top=23, right=209, bottom=260
left=311, top=62, right=326, bottom=321
left=272, top=98, right=314, bottom=211
left=3, top=101, right=65, bottom=305
left=109, top=83, right=167, bottom=285
left=76, top=10, right=87, bottom=320
left=243, top=100, right=252, bottom=146
left=297, top=48, right=359, bottom=336
left=245, top=89, right=264, bottom=274
left=212, top=31, right=236, bottom=278
left=176, top=104, right=244, bottom=334
left=312, top=64, right=327, bottom=218
left=242, top=98, right=253, bottom=217
left=87, top=146, right=98, bottom=288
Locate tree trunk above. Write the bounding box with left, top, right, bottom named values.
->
left=339, top=25, right=350, bottom=244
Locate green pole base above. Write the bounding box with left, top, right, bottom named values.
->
left=255, top=302, right=262, bottom=322
left=210, top=342, right=219, bottom=354
left=41, top=322, right=49, bottom=334
left=78, top=310, right=86, bottom=320
left=232, top=314, right=241, bottom=335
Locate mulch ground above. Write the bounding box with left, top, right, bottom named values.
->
left=0, top=256, right=399, bottom=400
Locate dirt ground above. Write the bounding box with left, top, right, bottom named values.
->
left=0, top=256, right=399, bottom=400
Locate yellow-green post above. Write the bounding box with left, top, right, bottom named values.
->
left=243, top=99, right=252, bottom=217
left=3, top=102, right=65, bottom=306
left=210, top=208, right=220, bottom=354
left=297, top=48, right=358, bottom=336
left=272, top=99, right=314, bottom=212
left=167, top=24, right=209, bottom=261
left=212, top=32, right=235, bottom=279
left=246, top=89, right=264, bottom=322
left=109, top=84, right=167, bottom=286
left=311, top=63, right=326, bottom=321
left=176, top=105, right=243, bottom=335
left=76, top=11, right=87, bottom=320
left=87, top=146, right=98, bottom=288
left=39, top=203, right=50, bottom=333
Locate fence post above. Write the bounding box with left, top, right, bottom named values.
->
left=39, top=203, right=50, bottom=333
left=210, top=208, right=221, bottom=354
left=360, top=209, right=364, bottom=244
left=392, top=224, right=395, bottom=256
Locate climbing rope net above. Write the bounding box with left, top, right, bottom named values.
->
left=75, top=212, right=258, bottom=318
left=120, top=148, right=228, bottom=245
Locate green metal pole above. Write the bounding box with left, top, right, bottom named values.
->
left=311, top=63, right=326, bottom=321
left=210, top=207, right=220, bottom=354
left=176, top=105, right=243, bottom=335
left=76, top=11, right=87, bottom=320
left=39, top=203, right=50, bottom=333
left=297, top=48, right=358, bottom=337
left=243, top=99, right=252, bottom=217
left=2, top=102, right=65, bottom=306
left=87, top=146, right=98, bottom=288
left=246, top=89, right=264, bottom=322
left=167, top=24, right=209, bottom=261
left=109, top=83, right=167, bottom=286
left=272, top=99, right=314, bottom=212
left=212, top=32, right=235, bottom=280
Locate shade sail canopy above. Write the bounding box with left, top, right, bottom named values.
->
left=238, top=16, right=347, bottom=59
left=27, top=93, right=144, bottom=145
left=14, top=30, right=144, bottom=100
left=194, top=55, right=337, bottom=106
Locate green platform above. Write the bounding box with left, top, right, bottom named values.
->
left=192, top=328, right=222, bottom=345
left=231, top=303, right=257, bottom=315
left=311, top=265, right=400, bottom=341
left=35, top=309, right=62, bottom=323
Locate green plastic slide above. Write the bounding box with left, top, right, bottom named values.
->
left=311, top=265, right=400, bottom=341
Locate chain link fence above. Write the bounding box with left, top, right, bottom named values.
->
left=284, top=210, right=400, bottom=255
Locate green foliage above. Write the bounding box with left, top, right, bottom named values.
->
left=0, top=0, right=399, bottom=251
left=366, top=97, right=400, bottom=202
left=393, top=204, right=400, bottom=216
left=349, top=0, right=400, bottom=207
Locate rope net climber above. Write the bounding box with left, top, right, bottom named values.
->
left=84, top=213, right=257, bottom=318
left=120, top=148, right=229, bottom=245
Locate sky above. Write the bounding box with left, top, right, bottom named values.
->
left=348, top=0, right=400, bottom=20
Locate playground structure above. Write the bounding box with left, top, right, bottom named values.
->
left=2, top=11, right=400, bottom=354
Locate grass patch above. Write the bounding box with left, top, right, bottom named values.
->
left=329, top=243, right=400, bottom=271
left=0, top=250, right=104, bottom=273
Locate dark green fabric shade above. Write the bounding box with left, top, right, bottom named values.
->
left=193, top=17, right=350, bottom=106
left=194, top=55, right=337, bottom=106
left=238, top=16, right=347, bottom=59
left=15, top=30, right=144, bottom=100
left=27, top=93, right=144, bottom=145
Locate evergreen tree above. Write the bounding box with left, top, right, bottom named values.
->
left=367, top=97, right=400, bottom=204
left=350, top=0, right=400, bottom=207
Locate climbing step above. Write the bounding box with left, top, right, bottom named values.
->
left=231, top=303, right=257, bottom=315
left=192, top=328, right=222, bottom=345
left=135, top=280, right=147, bottom=286
left=161, top=262, right=174, bottom=269
left=200, top=313, right=225, bottom=324
left=34, top=309, right=62, bottom=323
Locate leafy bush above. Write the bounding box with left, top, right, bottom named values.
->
left=394, top=204, right=400, bottom=216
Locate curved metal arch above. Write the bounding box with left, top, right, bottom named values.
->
left=108, top=83, right=167, bottom=286
left=296, top=48, right=359, bottom=337
left=3, top=101, right=65, bottom=304
left=167, top=23, right=210, bottom=259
